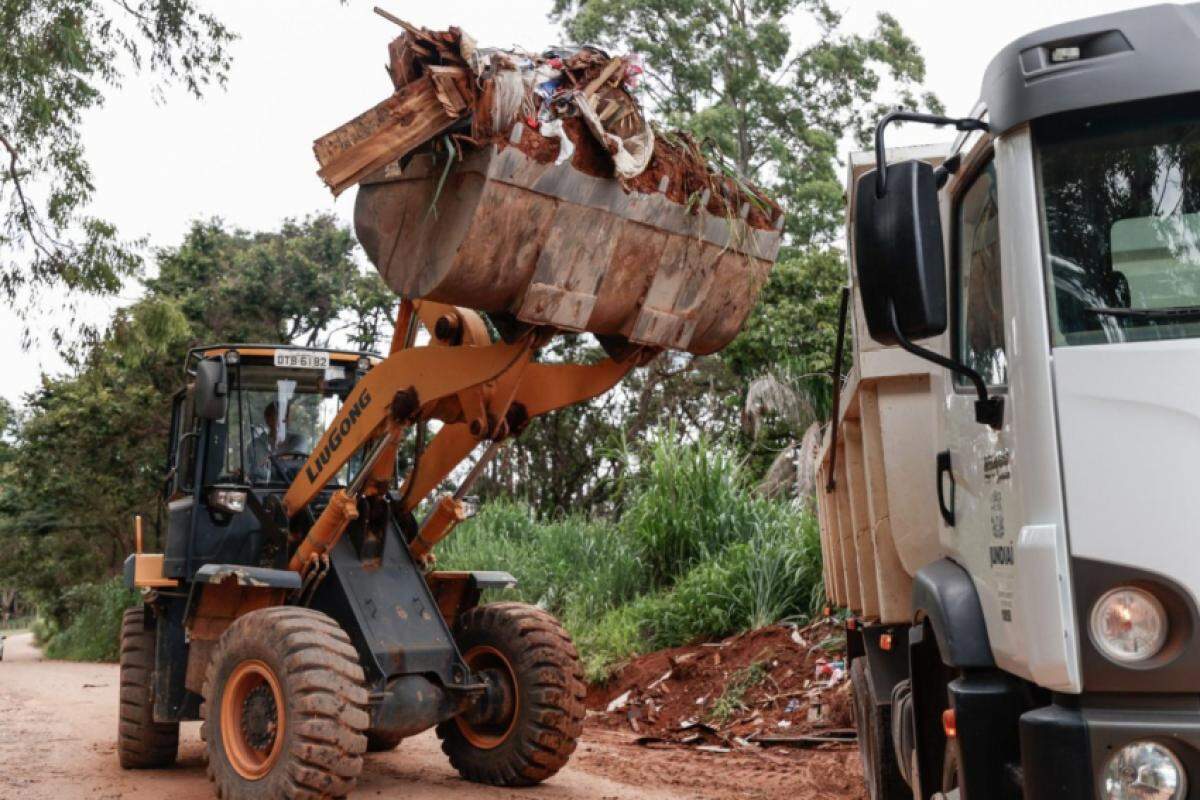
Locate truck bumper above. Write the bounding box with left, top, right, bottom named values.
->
left=1021, top=699, right=1200, bottom=799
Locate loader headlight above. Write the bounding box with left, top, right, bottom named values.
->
left=1090, top=587, right=1168, bottom=664
left=207, top=485, right=248, bottom=515
left=1103, top=741, right=1186, bottom=800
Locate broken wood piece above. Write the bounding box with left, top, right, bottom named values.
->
left=387, top=36, right=420, bottom=89
left=314, top=75, right=466, bottom=196
left=748, top=729, right=858, bottom=749
left=373, top=6, right=422, bottom=37
left=582, top=57, right=625, bottom=98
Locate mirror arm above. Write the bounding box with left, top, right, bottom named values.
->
left=886, top=300, right=1004, bottom=429
left=874, top=111, right=989, bottom=198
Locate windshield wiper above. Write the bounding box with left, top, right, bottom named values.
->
left=1086, top=305, right=1200, bottom=321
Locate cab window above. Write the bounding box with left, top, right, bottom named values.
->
left=955, top=160, right=1008, bottom=389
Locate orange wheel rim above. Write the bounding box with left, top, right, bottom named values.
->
left=220, top=659, right=286, bottom=780
left=456, top=645, right=519, bottom=750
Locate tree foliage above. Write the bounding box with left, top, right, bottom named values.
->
left=0, top=0, right=236, bottom=310
left=552, top=0, right=942, bottom=245
left=147, top=214, right=392, bottom=346
left=0, top=216, right=392, bottom=605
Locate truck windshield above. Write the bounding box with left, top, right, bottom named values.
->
left=221, top=362, right=347, bottom=487
left=1037, top=100, right=1200, bottom=346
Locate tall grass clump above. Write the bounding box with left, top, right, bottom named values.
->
left=436, top=499, right=648, bottom=626
left=40, top=577, right=138, bottom=662
left=620, top=431, right=762, bottom=584
left=439, top=434, right=827, bottom=682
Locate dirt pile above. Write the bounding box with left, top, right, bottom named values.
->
left=587, top=618, right=854, bottom=751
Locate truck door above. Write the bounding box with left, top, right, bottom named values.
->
left=940, top=154, right=1022, bottom=658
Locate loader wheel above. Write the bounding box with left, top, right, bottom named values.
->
left=201, top=607, right=369, bottom=800
left=436, top=602, right=585, bottom=786
left=850, top=657, right=908, bottom=800
left=118, top=607, right=180, bottom=769
left=365, top=729, right=404, bottom=752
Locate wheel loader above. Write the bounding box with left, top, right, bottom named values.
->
left=115, top=71, right=781, bottom=798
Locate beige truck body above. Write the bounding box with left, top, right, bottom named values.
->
left=815, top=144, right=951, bottom=626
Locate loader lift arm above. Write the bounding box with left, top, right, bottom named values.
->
left=282, top=298, right=649, bottom=575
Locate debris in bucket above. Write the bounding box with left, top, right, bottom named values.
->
left=587, top=618, right=855, bottom=752
left=313, top=8, right=781, bottom=231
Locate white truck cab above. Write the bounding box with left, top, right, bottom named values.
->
left=818, top=5, right=1200, bottom=800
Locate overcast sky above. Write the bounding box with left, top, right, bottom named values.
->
left=0, top=0, right=1160, bottom=405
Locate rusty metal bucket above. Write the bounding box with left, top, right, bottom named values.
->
left=354, top=124, right=782, bottom=355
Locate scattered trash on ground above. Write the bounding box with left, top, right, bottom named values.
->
left=586, top=618, right=854, bottom=754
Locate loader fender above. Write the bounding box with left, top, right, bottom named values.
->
left=912, top=559, right=994, bottom=669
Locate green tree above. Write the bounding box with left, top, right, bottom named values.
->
left=0, top=215, right=394, bottom=608
left=147, top=215, right=394, bottom=350
left=0, top=0, right=236, bottom=307
left=552, top=0, right=941, bottom=246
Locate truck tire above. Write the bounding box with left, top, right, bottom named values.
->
left=201, top=607, right=369, bottom=800
left=850, top=657, right=908, bottom=800
left=436, top=602, right=585, bottom=786
left=118, top=607, right=180, bottom=769
left=365, top=729, right=403, bottom=752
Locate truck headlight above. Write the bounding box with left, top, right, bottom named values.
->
left=1103, top=741, right=1186, bottom=800
left=1089, top=586, right=1168, bottom=664
left=207, top=486, right=248, bottom=515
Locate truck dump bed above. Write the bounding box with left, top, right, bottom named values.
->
left=815, top=145, right=950, bottom=625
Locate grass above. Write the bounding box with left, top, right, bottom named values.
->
left=441, top=433, right=825, bottom=682
left=38, top=578, right=138, bottom=662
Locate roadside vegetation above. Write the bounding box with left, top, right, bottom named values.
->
left=439, top=433, right=823, bottom=681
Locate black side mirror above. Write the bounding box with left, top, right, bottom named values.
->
left=853, top=159, right=948, bottom=344
left=854, top=110, right=1003, bottom=430
left=194, top=359, right=228, bottom=420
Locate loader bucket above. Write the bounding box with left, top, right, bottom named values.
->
left=354, top=125, right=783, bottom=355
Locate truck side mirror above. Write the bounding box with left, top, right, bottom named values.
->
left=853, top=109, right=1002, bottom=429
left=194, top=358, right=228, bottom=420
left=853, top=159, right=948, bottom=344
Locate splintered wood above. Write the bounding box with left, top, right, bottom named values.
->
left=313, top=15, right=475, bottom=196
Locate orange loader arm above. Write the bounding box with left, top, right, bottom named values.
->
left=283, top=299, right=655, bottom=575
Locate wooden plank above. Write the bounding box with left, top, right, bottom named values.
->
left=817, top=475, right=844, bottom=606
left=859, top=384, right=914, bottom=624
left=843, top=419, right=880, bottom=620
left=834, top=446, right=861, bottom=613
left=314, top=76, right=461, bottom=196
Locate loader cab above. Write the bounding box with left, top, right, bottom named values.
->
left=161, top=345, right=380, bottom=580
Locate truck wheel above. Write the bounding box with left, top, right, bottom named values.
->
left=201, top=607, right=369, bottom=800
left=850, top=657, right=908, bottom=800
left=436, top=602, right=585, bottom=786
left=365, top=729, right=403, bottom=752
left=118, top=607, right=180, bottom=769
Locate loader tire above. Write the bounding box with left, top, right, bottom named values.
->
left=851, top=657, right=908, bottom=800
left=118, top=607, right=180, bottom=769
left=364, top=729, right=404, bottom=752
left=437, top=602, right=585, bottom=786
left=201, top=607, right=369, bottom=800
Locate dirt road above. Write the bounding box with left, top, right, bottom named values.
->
left=0, top=632, right=862, bottom=799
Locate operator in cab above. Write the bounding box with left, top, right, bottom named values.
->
left=248, top=401, right=310, bottom=482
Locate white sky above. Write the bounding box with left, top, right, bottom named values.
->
left=0, top=0, right=1159, bottom=406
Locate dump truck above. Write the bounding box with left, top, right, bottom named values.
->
left=115, top=20, right=780, bottom=800
left=820, top=5, right=1200, bottom=800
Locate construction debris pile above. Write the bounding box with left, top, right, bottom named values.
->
left=587, top=618, right=854, bottom=753
left=313, top=11, right=781, bottom=231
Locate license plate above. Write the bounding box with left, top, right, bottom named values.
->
left=274, top=350, right=330, bottom=369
